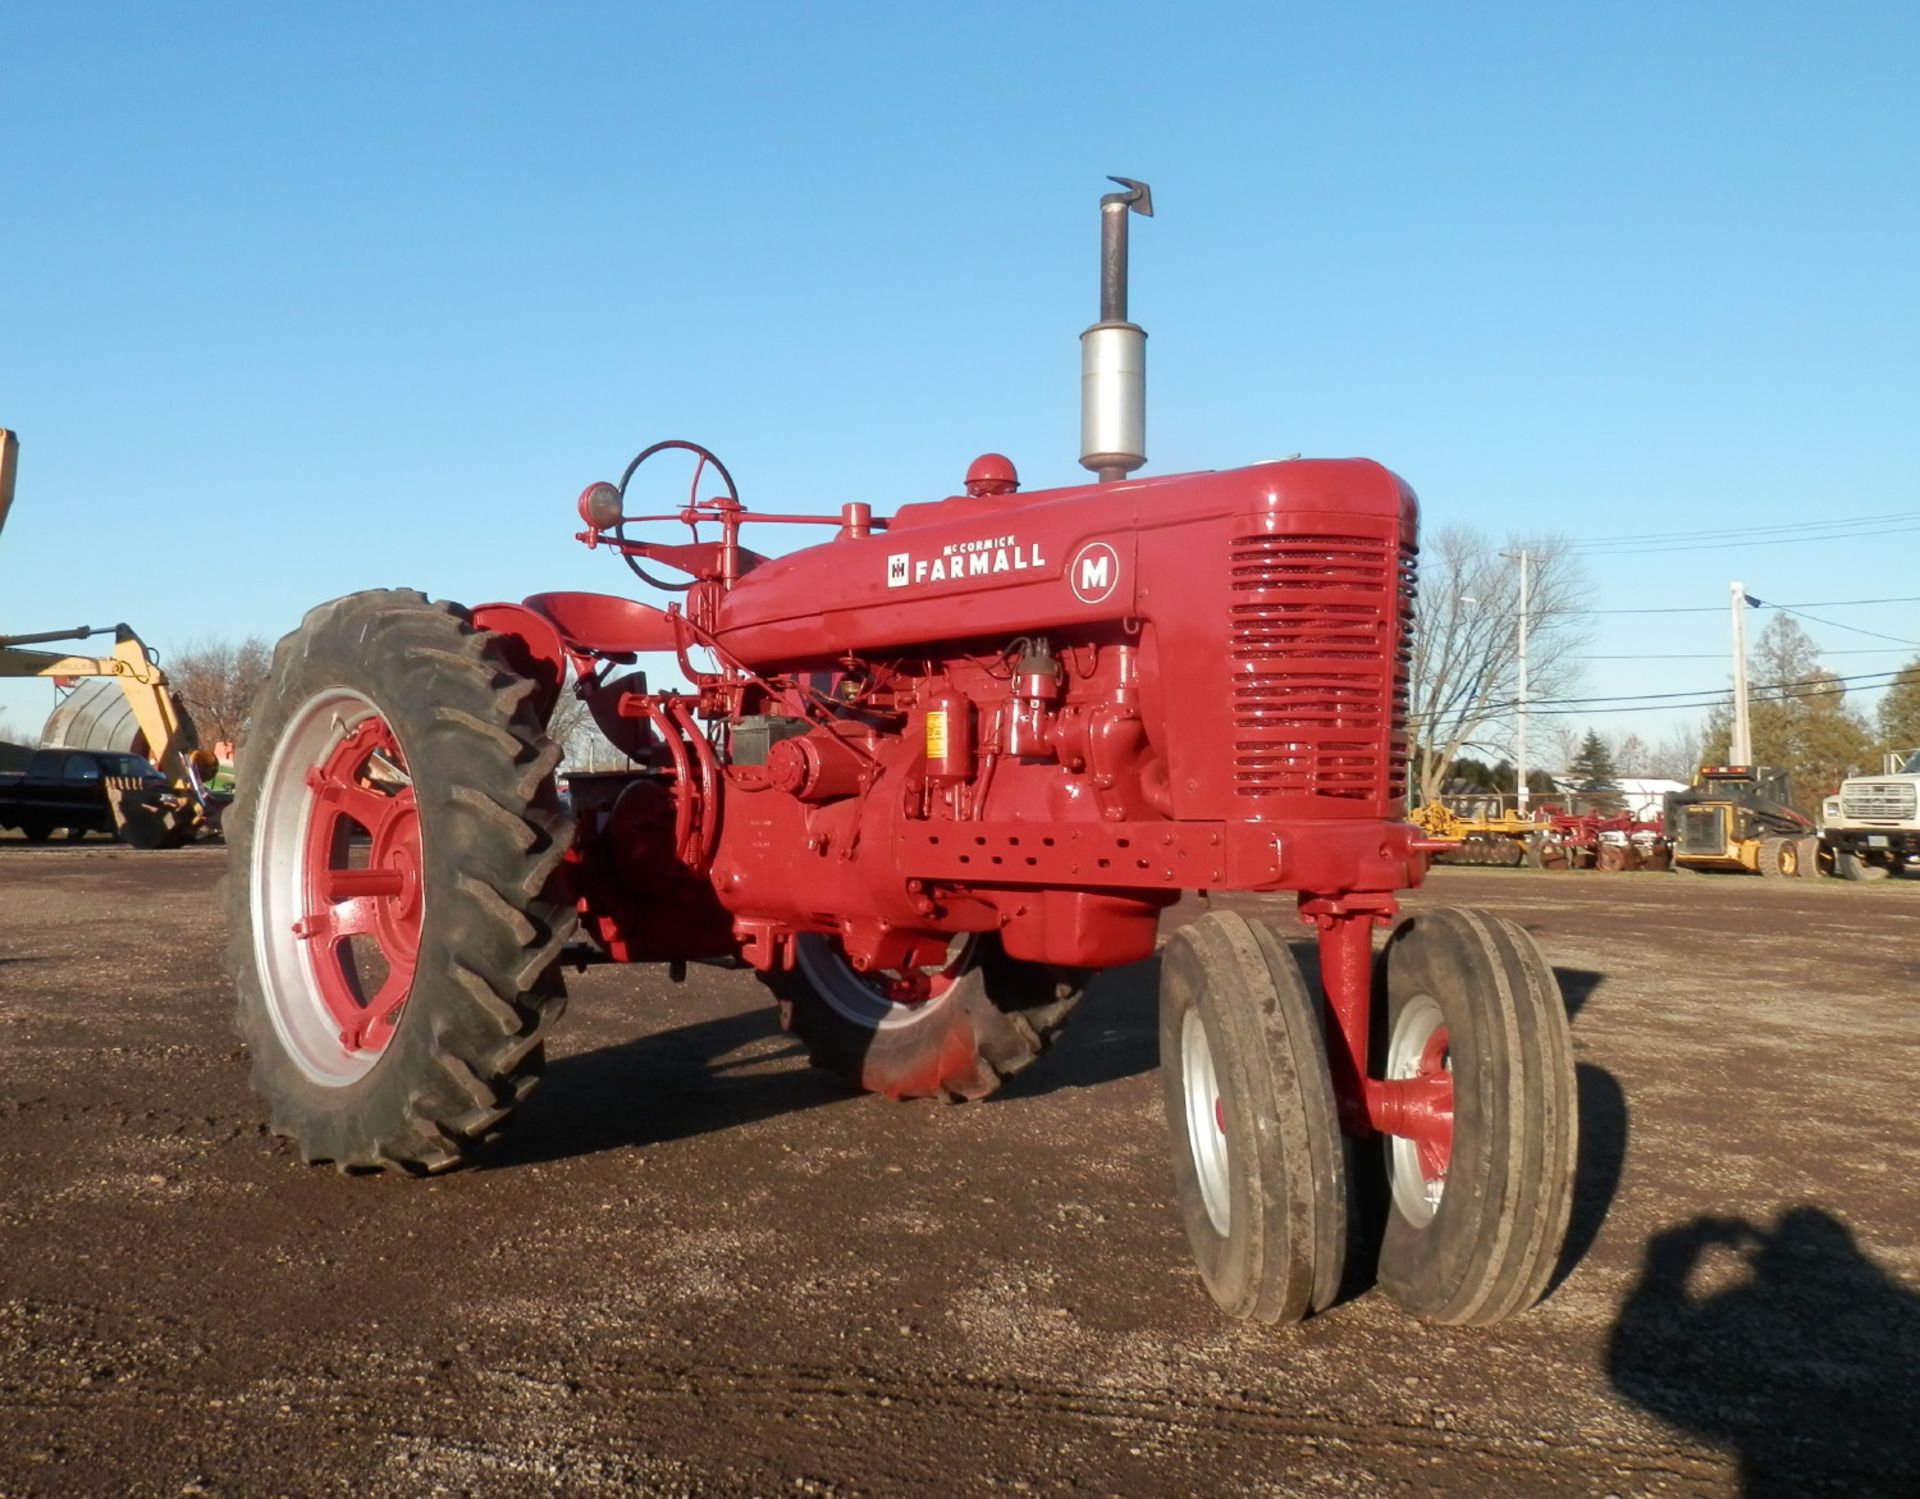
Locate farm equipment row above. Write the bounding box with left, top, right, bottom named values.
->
left=1413, top=764, right=1818, bottom=876
left=1411, top=798, right=1667, bottom=870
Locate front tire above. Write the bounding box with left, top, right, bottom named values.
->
left=1373, top=908, right=1576, bottom=1325
left=1834, top=847, right=1889, bottom=882
left=1159, top=911, right=1347, bottom=1324
left=226, top=590, right=577, bottom=1172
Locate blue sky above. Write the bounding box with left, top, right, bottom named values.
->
left=2, top=2, right=1915, bottom=750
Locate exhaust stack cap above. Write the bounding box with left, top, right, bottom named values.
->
left=1080, top=177, right=1152, bottom=484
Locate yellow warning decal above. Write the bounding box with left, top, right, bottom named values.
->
left=925, top=710, right=948, bottom=760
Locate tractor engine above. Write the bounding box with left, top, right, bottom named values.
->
left=559, top=453, right=1421, bottom=983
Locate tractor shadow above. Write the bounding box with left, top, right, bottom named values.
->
left=1551, top=1061, right=1628, bottom=1293
left=1607, top=1205, right=1920, bottom=1495
left=999, top=956, right=1162, bottom=1099
left=1556, top=966, right=1604, bottom=1019
left=1545, top=966, right=1628, bottom=1291
left=486, top=1003, right=846, bottom=1169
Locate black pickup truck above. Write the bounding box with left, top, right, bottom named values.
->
left=0, top=747, right=170, bottom=842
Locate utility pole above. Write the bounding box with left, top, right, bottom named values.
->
left=1503, top=549, right=1532, bottom=816
left=1730, top=581, right=1752, bottom=766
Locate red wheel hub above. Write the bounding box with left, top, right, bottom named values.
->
left=1408, top=1027, right=1453, bottom=1183
left=1370, top=1026, right=1455, bottom=1185
left=293, top=715, right=423, bottom=1057
left=864, top=941, right=973, bottom=1007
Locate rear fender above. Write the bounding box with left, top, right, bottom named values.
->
left=469, top=602, right=569, bottom=723
left=473, top=594, right=677, bottom=759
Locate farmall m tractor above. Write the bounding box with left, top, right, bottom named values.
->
left=227, top=182, right=1576, bottom=1328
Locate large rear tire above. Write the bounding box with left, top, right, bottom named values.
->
left=773, top=935, right=1085, bottom=1102
left=1373, top=908, right=1576, bottom=1325
left=1159, top=911, right=1347, bottom=1324
left=226, top=590, right=577, bottom=1172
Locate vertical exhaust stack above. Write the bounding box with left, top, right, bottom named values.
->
left=1079, top=177, right=1153, bottom=484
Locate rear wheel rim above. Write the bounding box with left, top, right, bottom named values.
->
left=252, top=689, right=424, bottom=1086
left=792, top=933, right=976, bottom=1031
left=1385, top=995, right=1452, bottom=1227
left=1181, top=1008, right=1231, bottom=1237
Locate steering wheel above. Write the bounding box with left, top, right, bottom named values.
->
left=614, top=439, right=741, bottom=593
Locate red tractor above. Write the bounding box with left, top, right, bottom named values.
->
left=227, top=181, right=1576, bottom=1329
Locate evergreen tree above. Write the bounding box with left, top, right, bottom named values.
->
left=1566, top=728, right=1621, bottom=810
left=1568, top=728, right=1618, bottom=788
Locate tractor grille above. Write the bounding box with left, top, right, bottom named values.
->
left=1227, top=532, right=1415, bottom=801
left=1678, top=805, right=1727, bottom=856
left=1840, top=780, right=1916, bottom=821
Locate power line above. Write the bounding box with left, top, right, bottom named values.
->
left=1577, top=648, right=1905, bottom=660
left=1531, top=667, right=1901, bottom=706
left=1412, top=666, right=1905, bottom=727
left=1752, top=599, right=1920, bottom=649
left=1570, top=523, right=1920, bottom=557
left=1568, top=509, right=1920, bottom=547
left=1567, top=593, right=1920, bottom=617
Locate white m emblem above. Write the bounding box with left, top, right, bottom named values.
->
left=1068, top=541, right=1121, bottom=604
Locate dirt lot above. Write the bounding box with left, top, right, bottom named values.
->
left=1, top=844, right=1916, bottom=1497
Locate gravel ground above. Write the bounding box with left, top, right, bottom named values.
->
left=1, top=842, right=1916, bottom=1497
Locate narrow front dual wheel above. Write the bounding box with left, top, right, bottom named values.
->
left=1159, top=911, right=1347, bottom=1324
left=225, top=590, right=577, bottom=1172
left=1159, top=906, right=1575, bottom=1328
left=1373, top=909, right=1577, bottom=1325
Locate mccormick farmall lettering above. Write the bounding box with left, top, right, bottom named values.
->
left=227, top=176, right=1580, bottom=1338
left=886, top=533, right=1047, bottom=588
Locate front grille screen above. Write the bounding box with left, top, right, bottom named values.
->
left=1228, top=533, right=1413, bottom=802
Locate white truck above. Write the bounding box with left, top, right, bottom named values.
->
left=1820, top=750, right=1920, bottom=880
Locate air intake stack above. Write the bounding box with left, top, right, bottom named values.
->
left=1079, top=177, right=1153, bottom=484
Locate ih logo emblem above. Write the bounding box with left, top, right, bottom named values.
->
left=885, top=553, right=910, bottom=588
left=1069, top=541, right=1121, bottom=604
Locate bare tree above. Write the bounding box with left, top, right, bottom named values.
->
left=1646, top=722, right=1702, bottom=781
left=1409, top=528, right=1583, bottom=805
left=166, top=636, right=272, bottom=751
left=1614, top=732, right=1652, bottom=778
left=548, top=680, right=650, bottom=771
left=549, top=690, right=593, bottom=764
left=1547, top=724, right=1583, bottom=772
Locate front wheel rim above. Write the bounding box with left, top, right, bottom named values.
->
left=252, top=689, right=425, bottom=1086
left=1385, top=995, right=1452, bottom=1227
left=1182, top=1008, right=1231, bottom=1237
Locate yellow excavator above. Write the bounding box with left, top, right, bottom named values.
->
left=0, top=428, right=210, bottom=847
